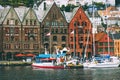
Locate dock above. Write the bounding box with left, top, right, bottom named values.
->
left=0, top=61, right=32, bottom=66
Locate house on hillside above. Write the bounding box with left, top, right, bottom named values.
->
left=95, top=32, right=114, bottom=56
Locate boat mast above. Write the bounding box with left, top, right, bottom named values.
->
left=73, top=21, right=77, bottom=58
left=92, top=1, right=96, bottom=56
left=105, top=0, right=110, bottom=55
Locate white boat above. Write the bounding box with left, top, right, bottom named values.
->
left=83, top=56, right=120, bottom=68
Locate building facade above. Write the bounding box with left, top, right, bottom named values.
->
left=68, top=7, right=93, bottom=58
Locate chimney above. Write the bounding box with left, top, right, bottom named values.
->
left=44, top=2, right=46, bottom=10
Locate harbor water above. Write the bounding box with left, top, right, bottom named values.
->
left=0, top=66, right=120, bottom=80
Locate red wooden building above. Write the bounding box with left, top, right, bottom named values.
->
left=68, top=6, right=93, bottom=58
left=95, top=32, right=114, bottom=56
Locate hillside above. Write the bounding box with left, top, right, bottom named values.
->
left=0, top=0, right=34, bottom=7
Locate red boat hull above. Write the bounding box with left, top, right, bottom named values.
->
left=32, top=64, right=64, bottom=69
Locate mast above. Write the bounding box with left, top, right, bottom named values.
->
left=73, top=21, right=77, bottom=58
left=92, top=1, right=96, bottom=56
left=105, top=0, right=110, bottom=55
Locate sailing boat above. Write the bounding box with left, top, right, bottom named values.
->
left=83, top=1, right=120, bottom=68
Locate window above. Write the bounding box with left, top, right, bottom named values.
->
left=78, top=28, right=83, bottom=34
left=70, top=37, right=73, bottom=42
left=24, top=44, right=29, bottom=49
left=53, top=36, right=57, bottom=41
left=77, top=22, right=80, bottom=26
left=62, top=36, right=66, bottom=41
left=99, top=42, right=103, bottom=46
left=79, top=37, right=83, bottom=41
left=34, top=28, right=38, bottom=34
left=30, top=20, right=32, bottom=25
left=60, top=29, right=63, bottom=33
left=25, top=28, right=28, bottom=34
left=82, top=21, right=87, bottom=26
left=55, top=29, right=58, bottom=33
left=10, top=20, right=14, bottom=25
left=33, top=44, right=39, bottom=49
left=34, top=20, right=36, bottom=25
left=104, top=42, right=108, bottom=46
left=5, top=37, right=9, bottom=41
left=70, top=44, right=73, bottom=49
left=14, top=36, right=19, bottom=41
left=110, top=42, right=114, bottom=46
left=79, top=43, right=83, bottom=48
left=45, top=37, right=49, bottom=41
left=62, top=44, right=66, bottom=48
left=4, top=44, right=11, bottom=49
left=98, top=48, right=103, bottom=52
left=80, top=15, right=81, bottom=19
left=14, top=28, right=19, bottom=34
left=7, top=20, right=9, bottom=25
left=5, top=28, right=9, bottom=34
left=52, top=13, right=57, bottom=19
left=15, top=20, right=18, bottom=25
left=45, top=22, right=50, bottom=26
left=14, top=44, right=20, bottom=49
left=51, top=28, right=54, bottom=33
left=64, top=29, right=67, bottom=33
left=10, top=35, right=14, bottom=41
left=26, top=20, right=28, bottom=25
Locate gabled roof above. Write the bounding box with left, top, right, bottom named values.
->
left=63, top=11, right=72, bottom=23
left=0, top=7, right=10, bottom=24
left=34, top=1, right=54, bottom=22
left=14, top=6, right=29, bottom=22
left=95, top=32, right=106, bottom=41
left=106, top=6, right=118, bottom=11
left=22, top=8, right=40, bottom=24
left=109, top=33, right=120, bottom=40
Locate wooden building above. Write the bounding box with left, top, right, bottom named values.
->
left=67, top=7, right=93, bottom=58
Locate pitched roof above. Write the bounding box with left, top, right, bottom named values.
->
left=0, top=7, right=10, bottom=24
left=109, top=33, right=120, bottom=39
left=34, top=1, right=54, bottom=22
left=14, top=6, right=29, bottom=22
left=63, top=11, right=72, bottom=23
left=95, top=32, right=106, bottom=41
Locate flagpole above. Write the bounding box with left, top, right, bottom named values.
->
left=50, top=27, right=51, bottom=54
left=50, top=32, right=51, bottom=54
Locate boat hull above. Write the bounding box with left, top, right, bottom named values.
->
left=32, top=63, right=64, bottom=69
left=83, top=63, right=119, bottom=68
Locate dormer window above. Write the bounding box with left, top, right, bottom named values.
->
left=7, top=20, right=9, bottom=25
left=26, top=20, right=28, bottom=25
left=10, top=20, right=14, bottom=25
left=34, top=20, right=36, bottom=25
left=15, top=20, right=18, bottom=25
left=30, top=20, right=32, bottom=25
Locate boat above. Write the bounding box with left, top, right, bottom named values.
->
left=32, top=58, right=65, bottom=69
left=83, top=56, right=120, bottom=68
left=32, top=53, right=66, bottom=69
left=65, top=59, right=83, bottom=69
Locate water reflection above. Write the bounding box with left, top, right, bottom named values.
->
left=0, top=66, right=120, bottom=80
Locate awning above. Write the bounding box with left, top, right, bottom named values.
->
left=36, top=54, right=51, bottom=58
left=26, top=53, right=35, bottom=57
left=15, top=53, right=25, bottom=57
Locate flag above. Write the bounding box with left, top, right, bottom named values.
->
left=70, top=30, right=74, bottom=34
left=46, top=32, right=51, bottom=36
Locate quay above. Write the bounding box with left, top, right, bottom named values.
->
left=0, top=61, right=32, bottom=66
